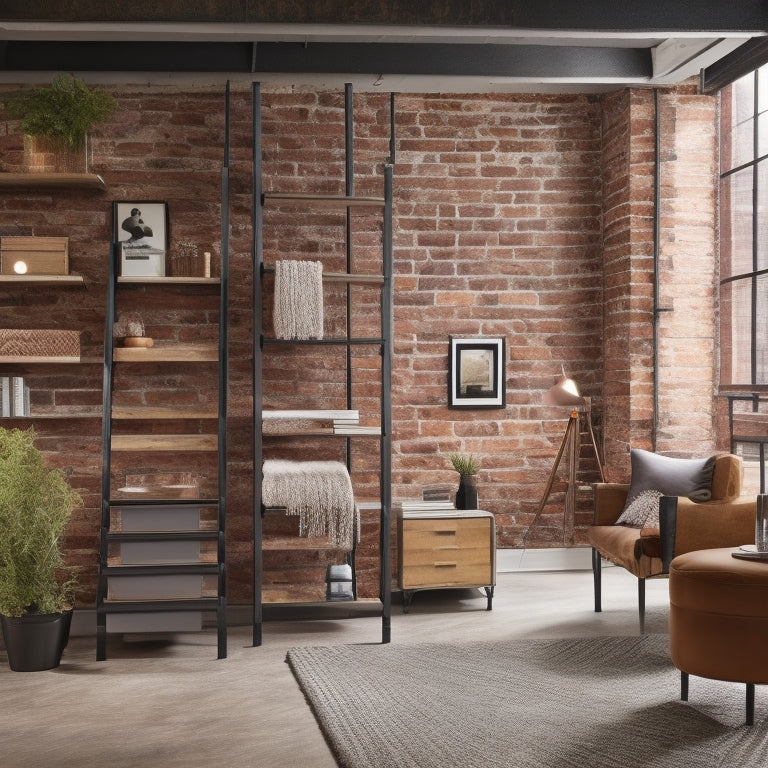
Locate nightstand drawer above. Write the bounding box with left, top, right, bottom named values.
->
left=401, top=517, right=491, bottom=552
left=401, top=558, right=493, bottom=589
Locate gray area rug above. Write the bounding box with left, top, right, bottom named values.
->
left=287, top=634, right=768, bottom=768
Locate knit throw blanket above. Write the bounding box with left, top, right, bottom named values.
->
left=273, top=260, right=324, bottom=340
left=262, top=460, right=357, bottom=548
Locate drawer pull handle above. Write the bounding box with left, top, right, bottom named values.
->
left=435, top=529, right=457, bottom=535
left=434, top=561, right=457, bottom=568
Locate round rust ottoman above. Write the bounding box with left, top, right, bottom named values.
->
left=669, top=547, right=768, bottom=725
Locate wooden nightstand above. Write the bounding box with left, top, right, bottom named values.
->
left=397, top=510, right=496, bottom=613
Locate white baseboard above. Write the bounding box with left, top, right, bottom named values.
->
left=497, top=547, right=592, bottom=572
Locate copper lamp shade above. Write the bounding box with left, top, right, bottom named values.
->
left=542, top=374, right=587, bottom=407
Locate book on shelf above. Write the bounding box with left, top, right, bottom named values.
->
left=1, top=375, right=30, bottom=417
left=332, top=424, right=380, bottom=435
left=0, top=376, right=9, bottom=416
left=262, top=409, right=359, bottom=421
left=394, top=498, right=457, bottom=516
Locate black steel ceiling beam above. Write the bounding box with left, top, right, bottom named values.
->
left=701, top=37, right=768, bottom=93
left=0, top=0, right=765, bottom=30
left=0, top=40, right=652, bottom=78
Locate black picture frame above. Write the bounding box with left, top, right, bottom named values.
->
left=448, top=336, right=506, bottom=409
left=112, top=201, right=169, bottom=277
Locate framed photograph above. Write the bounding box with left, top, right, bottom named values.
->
left=448, top=337, right=506, bottom=409
left=112, top=201, right=168, bottom=276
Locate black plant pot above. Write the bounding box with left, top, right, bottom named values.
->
left=455, top=474, right=479, bottom=510
left=0, top=610, right=73, bottom=672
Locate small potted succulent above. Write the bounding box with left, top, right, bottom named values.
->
left=0, top=426, right=83, bottom=671
left=449, top=454, right=481, bottom=510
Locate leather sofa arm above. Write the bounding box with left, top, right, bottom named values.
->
left=659, top=495, right=756, bottom=570
left=593, top=482, right=630, bottom=525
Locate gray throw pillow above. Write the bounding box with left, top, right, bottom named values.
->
left=624, top=449, right=716, bottom=509
left=615, top=489, right=663, bottom=528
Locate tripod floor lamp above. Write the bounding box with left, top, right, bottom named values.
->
left=531, top=373, right=605, bottom=543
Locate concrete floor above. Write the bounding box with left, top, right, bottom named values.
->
left=0, top=565, right=670, bottom=768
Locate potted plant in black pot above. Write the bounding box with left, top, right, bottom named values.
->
left=6, top=73, right=116, bottom=173
left=449, top=453, right=481, bottom=510
left=0, top=426, right=82, bottom=671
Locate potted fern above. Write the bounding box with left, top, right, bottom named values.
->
left=0, top=426, right=82, bottom=671
left=449, top=454, right=481, bottom=510
left=6, top=73, right=116, bottom=173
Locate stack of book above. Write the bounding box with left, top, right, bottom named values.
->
left=394, top=483, right=457, bottom=516
left=261, top=409, right=380, bottom=435
left=0, top=375, right=30, bottom=417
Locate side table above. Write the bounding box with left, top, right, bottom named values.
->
left=397, top=509, right=496, bottom=613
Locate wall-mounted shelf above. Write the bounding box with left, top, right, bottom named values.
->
left=0, top=172, right=106, bottom=190
left=0, top=355, right=80, bottom=364
left=0, top=356, right=100, bottom=365
left=0, top=275, right=85, bottom=285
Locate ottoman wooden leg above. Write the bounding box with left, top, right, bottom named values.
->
left=747, top=683, right=755, bottom=726
left=681, top=671, right=689, bottom=701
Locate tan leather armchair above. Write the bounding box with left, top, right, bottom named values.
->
left=587, top=453, right=756, bottom=630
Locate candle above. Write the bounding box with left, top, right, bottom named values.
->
left=204, top=251, right=211, bottom=278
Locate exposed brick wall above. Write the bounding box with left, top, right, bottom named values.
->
left=0, top=80, right=719, bottom=609
left=601, top=86, right=719, bottom=477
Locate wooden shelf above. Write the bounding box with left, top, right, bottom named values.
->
left=0, top=355, right=100, bottom=366
left=1, top=410, right=102, bottom=420
left=0, top=355, right=80, bottom=364
left=262, top=535, right=353, bottom=551
left=262, top=192, right=385, bottom=209
left=0, top=274, right=85, bottom=285
left=113, top=343, right=218, bottom=362
left=0, top=172, right=106, bottom=190
left=112, top=406, right=217, bottom=419
left=111, top=434, right=218, bottom=452
left=117, top=276, right=220, bottom=285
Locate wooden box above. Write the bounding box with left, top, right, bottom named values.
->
left=0, top=236, right=69, bottom=275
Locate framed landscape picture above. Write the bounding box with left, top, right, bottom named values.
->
left=448, top=336, right=506, bottom=409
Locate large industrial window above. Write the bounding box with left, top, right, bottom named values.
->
left=719, top=64, right=768, bottom=388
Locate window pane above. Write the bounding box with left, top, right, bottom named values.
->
left=720, top=168, right=754, bottom=278
left=729, top=72, right=755, bottom=169
left=759, top=67, right=768, bottom=113
left=758, top=159, right=768, bottom=271
left=757, top=273, right=768, bottom=385
left=720, top=278, right=753, bottom=386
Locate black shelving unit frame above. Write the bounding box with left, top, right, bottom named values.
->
left=252, top=82, right=393, bottom=645
left=95, top=83, right=231, bottom=660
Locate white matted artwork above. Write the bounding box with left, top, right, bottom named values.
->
left=112, top=201, right=168, bottom=276
left=448, top=336, right=506, bottom=409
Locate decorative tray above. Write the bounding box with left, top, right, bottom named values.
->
left=731, top=544, right=768, bottom=561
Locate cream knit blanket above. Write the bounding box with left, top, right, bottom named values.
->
left=274, top=260, right=324, bottom=339
left=262, top=459, right=358, bottom=548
